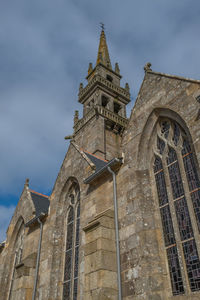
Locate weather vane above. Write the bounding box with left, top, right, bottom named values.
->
left=100, top=22, right=105, bottom=31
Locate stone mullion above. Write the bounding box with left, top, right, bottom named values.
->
left=7, top=251, right=17, bottom=300
left=73, top=200, right=80, bottom=300
left=176, top=150, right=200, bottom=259
left=107, top=98, right=114, bottom=111
left=70, top=201, right=77, bottom=300
left=162, top=156, right=189, bottom=294
left=63, top=205, right=74, bottom=300
left=61, top=207, right=67, bottom=291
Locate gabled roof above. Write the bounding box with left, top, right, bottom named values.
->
left=0, top=241, right=5, bottom=251
left=134, top=67, right=200, bottom=109
left=83, top=151, right=108, bottom=171
left=146, top=69, right=200, bottom=84
left=84, top=157, right=122, bottom=184
left=29, top=190, right=50, bottom=217
left=82, top=151, right=122, bottom=184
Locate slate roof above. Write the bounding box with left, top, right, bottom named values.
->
left=84, top=157, right=122, bottom=184
left=83, top=151, right=108, bottom=171
left=82, top=150, right=123, bottom=184
left=0, top=241, right=5, bottom=249
left=29, top=190, right=50, bottom=217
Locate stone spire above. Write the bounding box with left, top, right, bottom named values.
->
left=96, top=29, right=112, bottom=69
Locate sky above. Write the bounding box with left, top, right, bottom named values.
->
left=1, top=0, right=200, bottom=241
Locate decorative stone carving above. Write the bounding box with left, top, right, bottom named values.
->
left=79, top=83, right=83, bottom=93
left=24, top=178, right=29, bottom=188
left=74, top=110, right=79, bottom=125
left=144, top=62, right=152, bottom=72
left=125, top=83, right=130, bottom=93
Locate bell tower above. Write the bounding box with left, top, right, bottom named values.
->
left=73, top=28, right=130, bottom=160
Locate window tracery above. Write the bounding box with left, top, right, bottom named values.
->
left=153, top=118, right=200, bottom=295
left=63, top=185, right=80, bottom=300
left=15, top=225, right=24, bottom=265
left=8, top=220, right=24, bottom=300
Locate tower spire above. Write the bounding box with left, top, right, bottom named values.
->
left=96, top=25, right=112, bottom=69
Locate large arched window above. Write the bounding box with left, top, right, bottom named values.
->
left=8, top=218, right=24, bottom=300
left=63, top=184, right=80, bottom=300
left=153, top=118, right=200, bottom=295
left=15, top=224, right=24, bottom=266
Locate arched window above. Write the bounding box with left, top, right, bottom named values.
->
left=15, top=225, right=24, bottom=266
left=153, top=119, right=200, bottom=295
left=63, top=184, right=80, bottom=300
left=8, top=219, right=24, bottom=300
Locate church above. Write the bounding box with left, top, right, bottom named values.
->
left=1, top=28, right=200, bottom=300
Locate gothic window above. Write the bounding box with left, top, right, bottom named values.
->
left=8, top=220, right=24, bottom=300
left=106, top=74, right=113, bottom=82
left=114, top=102, right=121, bottom=114
left=63, top=185, right=80, bottom=300
left=153, top=119, right=200, bottom=295
left=101, top=95, right=109, bottom=108
left=15, top=222, right=25, bottom=266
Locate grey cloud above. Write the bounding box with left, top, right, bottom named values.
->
left=0, top=206, right=15, bottom=241
left=0, top=0, right=200, bottom=203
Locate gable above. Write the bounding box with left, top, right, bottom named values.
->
left=6, top=186, right=34, bottom=242
left=134, top=70, right=200, bottom=110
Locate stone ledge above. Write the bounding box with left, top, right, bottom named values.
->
left=83, top=209, right=114, bottom=233
left=83, top=220, right=100, bottom=233
left=15, top=262, right=24, bottom=269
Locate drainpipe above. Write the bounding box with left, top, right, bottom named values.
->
left=107, top=166, right=122, bottom=300
left=32, top=217, right=43, bottom=300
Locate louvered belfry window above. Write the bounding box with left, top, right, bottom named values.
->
left=153, top=119, right=200, bottom=295
left=63, top=185, right=80, bottom=300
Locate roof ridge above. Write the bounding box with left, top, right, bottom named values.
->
left=82, top=149, right=108, bottom=162
left=147, top=70, right=200, bottom=84
left=29, top=189, right=49, bottom=198
left=71, top=142, right=96, bottom=170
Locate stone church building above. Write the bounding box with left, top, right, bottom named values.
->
left=1, top=29, right=200, bottom=300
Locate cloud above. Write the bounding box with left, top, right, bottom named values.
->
left=0, top=206, right=15, bottom=242
left=0, top=0, right=200, bottom=208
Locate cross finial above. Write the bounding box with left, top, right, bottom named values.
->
left=100, top=22, right=105, bottom=31
left=24, top=178, right=29, bottom=188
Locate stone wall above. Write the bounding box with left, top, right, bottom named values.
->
left=117, top=72, right=200, bottom=299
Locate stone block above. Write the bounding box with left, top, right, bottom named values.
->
left=85, top=226, right=115, bottom=243
left=85, top=250, right=117, bottom=274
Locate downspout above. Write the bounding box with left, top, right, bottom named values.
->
left=32, top=217, right=43, bottom=300
left=107, top=166, right=122, bottom=300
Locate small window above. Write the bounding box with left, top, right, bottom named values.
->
left=106, top=75, right=113, bottom=82
left=114, top=102, right=121, bottom=114
left=102, top=95, right=109, bottom=108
